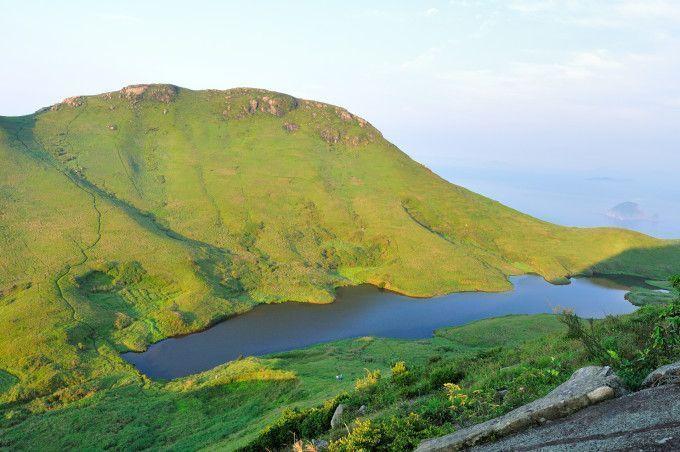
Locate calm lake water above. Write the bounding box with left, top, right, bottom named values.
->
left=124, top=275, right=638, bottom=379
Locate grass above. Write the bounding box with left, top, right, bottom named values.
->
left=248, top=292, right=679, bottom=451
left=4, top=298, right=674, bottom=451
left=0, top=314, right=565, bottom=450
left=0, top=371, right=17, bottom=395
left=0, top=84, right=679, bottom=448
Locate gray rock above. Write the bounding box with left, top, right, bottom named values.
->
left=416, top=366, right=625, bottom=451
left=330, top=403, right=344, bottom=429
left=642, top=361, right=680, bottom=388
left=474, top=384, right=680, bottom=451
left=586, top=385, right=615, bottom=403
left=311, top=438, right=329, bottom=450
left=358, top=405, right=366, bottom=414
left=494, top=389, right=508, bottom=403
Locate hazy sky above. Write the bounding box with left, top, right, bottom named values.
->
left=2, top=0, right=679, bottom=174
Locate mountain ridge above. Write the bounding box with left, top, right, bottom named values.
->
left=0, top=84, right=679, bottom=402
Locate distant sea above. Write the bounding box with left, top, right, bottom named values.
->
left=438, top=167, right=680, bottom=239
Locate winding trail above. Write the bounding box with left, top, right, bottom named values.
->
left=11, top=119, right=116, bottom=374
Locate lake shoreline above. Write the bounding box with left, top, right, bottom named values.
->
left=123, top=274, right=643, bottom=380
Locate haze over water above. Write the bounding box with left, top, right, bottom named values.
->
left=439, top=167, right=680, bottom=239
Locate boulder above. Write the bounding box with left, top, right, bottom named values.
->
left=330, top=403, right=344, bottom=429
left=586, top=385, right=615, bottom=403
left=641, top=361, right=680, bottom=388
left=311, top=438, right=329, bottom=450
left=494, top=389, right=508, bottom=403
left=416, top=366, right=625, bottom=451
left=473, top=384, right=680, bottom=451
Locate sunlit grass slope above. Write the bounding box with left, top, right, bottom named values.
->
left=0, top=315, right=568, bottom=450
left=0, top=84, right=678, bottom=404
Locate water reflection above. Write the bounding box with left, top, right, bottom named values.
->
left=124, top=276, right=638, bottom=379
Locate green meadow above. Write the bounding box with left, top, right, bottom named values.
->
left=0, top=315, right=619, bottom=449
left=1, top=84, right=679, bottom=449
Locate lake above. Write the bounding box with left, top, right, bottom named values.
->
left=123, top=275, right=639, bottom=379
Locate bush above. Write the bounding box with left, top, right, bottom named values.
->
left=111, top=261, right=146, bottom=286
left=390, top=361, right=416, bottom=388
left=355, top=369, right=381, bottom=392
left=390, top=361, right=407, bottom=377
left=411, top=395, right=456, bottom=425
left=670, top=275, right=680, bottom=290
left=427, top=364, right=465, bottom=389
left=329, top=413, right=437, bottom=452
left=241, top=397, right=342, bottom=451
left=443, top=383, right=468, bottom=411
left=329, top=419, right=381, bottom=451
left=559, top=278, right=680, bottom=387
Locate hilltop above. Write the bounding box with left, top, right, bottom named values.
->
left=0, top=83, right=679, bottom=410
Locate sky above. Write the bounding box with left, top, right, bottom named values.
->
left=1, top=0, right=679, bottom=176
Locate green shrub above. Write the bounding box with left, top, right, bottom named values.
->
left=111, top=261, right=146, bottom=286
left=670, top=275, right=680, bottom=290
left=427, top=363, right=465, bottom=389
left=329, top=413, right=437, bottom=452
left=241, top=397, right=342, bottom=451
left=329, top=418, right=381, bottom=451
left=355, top=369, right=381, bottom=392
left=390, top=361, right=407, bottom=377
left=443, top=383, right=468, bottom=411
left=411, top=395, right=456, bottom=426
left=390, top=361, right=416, bottom=388
left=559, top=279, right=680, bottom=388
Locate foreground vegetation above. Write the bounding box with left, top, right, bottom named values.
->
left=1, top=84, right=679, bottom=448
left=244, top=279, right=679, bottom=451
left=0, top=312, right=565, bottom=449
left=2, top=280, right=676, bottom=450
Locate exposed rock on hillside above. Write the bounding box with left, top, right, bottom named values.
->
left=474, top=384, right=680, bottom=451
left=120, top=84, right=178, bottom=102
left=416, top=366, right=625, bottom=451
left=418, top=362, right=680, bottom=451
left=282, top=122, right=299, bottom=132
left=642, top=360, right=680, bottom=388
left=62, top=96, right=84, bottom=107
left=330, top=403, right=345, bottom=429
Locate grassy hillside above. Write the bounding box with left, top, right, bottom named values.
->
left=3, top=289, right=676, bottom=451
left=0, top=315, right=574, bottom=449
left=0, top=84, right=679, bottom=445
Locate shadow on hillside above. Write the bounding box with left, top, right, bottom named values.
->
left=8, top=114, right=257, bottom=307
left=586, top=242, right=680, bottom=281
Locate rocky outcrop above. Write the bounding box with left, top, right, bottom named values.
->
left=62, top=96, right=84, bottom=107
left=120, top=84, right=178, bottom=103
left=330, top=403, right=345, bottom=429
left=320, top=128, right=341, bottom=144
left=222, top=90, right=300, bottom=119
left=416, top=366, right=625, bottom=451
left=473, top=384, right=680, bottom=451
left=282, top=122, right=299, bottom=132
left=642, top=361, right=680, bottom=388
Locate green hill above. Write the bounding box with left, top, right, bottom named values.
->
left=0, top=84, right=678, bottom=404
